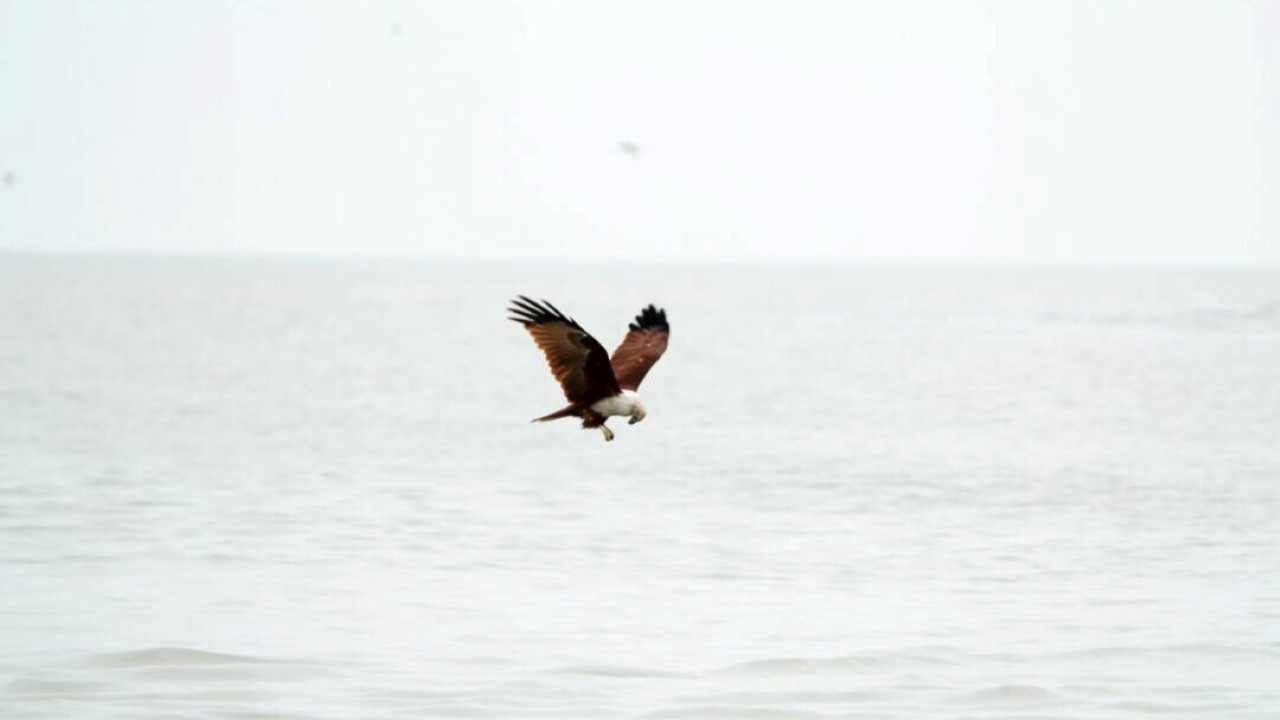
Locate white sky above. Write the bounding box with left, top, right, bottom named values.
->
left=0, top=1, right=1275, bottom=264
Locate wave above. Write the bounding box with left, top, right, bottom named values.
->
left=953, top=684, right=1062, bottom=704
left=75, top=646, right=276, bottom=668
left=714, top=653, right=947, bottom=677
left=1043, top=643, right=1280, bottom=662
left=1037, top=300, right=1280, bottom=331
left=5, top=677, right=122, bottom=696
left=547, top=664, right=697, bottom=680
left=642, top=706, right=831, bottom=720
left=674, top=690, right=890, bottom=705
left=63, top=646, right=338, bottom=684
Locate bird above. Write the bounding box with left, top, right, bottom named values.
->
left=508, top=296, right=670, bottom=442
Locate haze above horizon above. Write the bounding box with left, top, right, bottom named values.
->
left=0, top=2, right=1275, bottom=265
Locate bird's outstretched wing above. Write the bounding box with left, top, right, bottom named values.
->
left=610, top=304, right=670, bottom=391
left=508, top=296, right=620, bottom=404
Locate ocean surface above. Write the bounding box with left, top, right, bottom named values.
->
left=2, top=257, right=1279, bottom=719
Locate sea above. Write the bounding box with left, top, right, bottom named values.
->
left=2, top=256, right=1278, bottom=719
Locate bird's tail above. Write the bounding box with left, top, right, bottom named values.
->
left=531, top=405, right=576, bottom=423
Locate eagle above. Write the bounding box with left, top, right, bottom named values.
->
left=508, top=296, right=670, bottom=442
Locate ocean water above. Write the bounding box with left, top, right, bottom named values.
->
left=2, top=256, right=1279, bottom=719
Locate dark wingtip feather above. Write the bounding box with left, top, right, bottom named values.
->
left=507, top=296, right=580, bottom=328
left=628, top=303, right=669, bottom=332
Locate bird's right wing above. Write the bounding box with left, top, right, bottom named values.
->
left=610, top=304, right=670, bottom=391
left=508, top=296, right=620, bottom=404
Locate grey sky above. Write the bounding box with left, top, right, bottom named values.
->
left=0, top=1, right=1275, bottom=263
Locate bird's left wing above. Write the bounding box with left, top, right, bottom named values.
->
left=508, top=296, right=620, bottom=404
left=610, top=304, right=670, bottom=391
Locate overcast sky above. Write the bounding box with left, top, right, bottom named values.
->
left=0, top=1, right=1275, bottom=264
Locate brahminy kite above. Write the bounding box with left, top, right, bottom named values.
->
left=508, top=296, right=670, bottom=442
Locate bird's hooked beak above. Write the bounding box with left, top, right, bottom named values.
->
left=628, top=415, right=640, bottom=425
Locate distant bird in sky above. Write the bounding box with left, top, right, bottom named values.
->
left=2, top=171, right=14, bottom=189
left=617, top=141, right=641, bottom=158
left=509, top=297, right=670, bottom=442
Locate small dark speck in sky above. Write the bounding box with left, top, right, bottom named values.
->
left=618, top=141, right=641, bottom=158
left=389, top=22, right=403, bottom=37
left=2, top=171, right=14, bottom=188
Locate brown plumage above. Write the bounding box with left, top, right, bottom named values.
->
left=508, top=296, right=670, bottom=441
left=611, top=304, right=671, bottom=390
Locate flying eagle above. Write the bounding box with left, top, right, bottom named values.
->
left=508, top=296, right=670, bottom=442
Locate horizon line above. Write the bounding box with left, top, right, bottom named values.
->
left=1, top=248, right=1277, bottom=271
